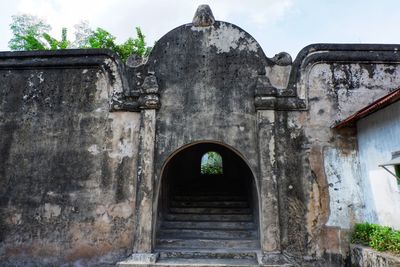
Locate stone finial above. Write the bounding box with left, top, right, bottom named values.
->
left=192, top=5, right=215, bottom=27
left=271, top=52, right=292, bottom=66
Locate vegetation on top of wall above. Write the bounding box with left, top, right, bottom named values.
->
left=352, top=222, right=400, bottom=254
left=8, top=14, right=151, bottom=62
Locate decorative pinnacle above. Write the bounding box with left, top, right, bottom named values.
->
left=192, top=4, right=215, bottom=27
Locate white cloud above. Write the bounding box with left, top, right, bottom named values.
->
left=211, top=0, right=294, bottom=27
left=2, top=0, right=295, bottom=50
left=4, top=0, right=400, bottom=59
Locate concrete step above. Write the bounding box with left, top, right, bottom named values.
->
left=169, top=207, right=252, bottom=214
left=171, top=201, right=249, bottom=208
left=156, top=238, right=260, bottom=250
left=154, top=257, right=259, bottom=266
left=117, top=251, right=296, bottom=267
left=157, top=250, right=258, bottom=260
left=164, top=213, right=253, bottom=222
left=158, top=229, right=258, bottom=239
left=173, top=195, right=247, bottom=201
left=161, top=220, right=256, bottom=230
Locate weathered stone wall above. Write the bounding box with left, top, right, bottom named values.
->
left=287, top=44, right=400, bottom=264
left=0, top=50, right=140, bottom=266
left=1, top=13, right=400, bottom=267
left=149, top=21, right=265, bottom=190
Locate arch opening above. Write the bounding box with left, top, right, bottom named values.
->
left=200, top=151, right=223, bottom=175
left=155, top=142, right=260, bottom=251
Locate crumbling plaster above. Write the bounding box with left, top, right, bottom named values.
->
left=1, top=16, right=400, bottom=267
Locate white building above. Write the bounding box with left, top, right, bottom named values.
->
left=335, top=88, right=400, bottom=229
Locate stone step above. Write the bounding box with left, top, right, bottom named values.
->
left=173, top=195, right=247, bottom=201
left=171, top=201, right=249, bottom=208
left=174, top=189, right=245, bottom=195
left=164, top=213, right=253, bottom=222
left=156, top=238, right=260, bottom=250
left=154, top=257, right=259, bottom=266
left=169, top=207, right=252, bottom=214
left=117, top=252, right=296, bottom=267
left=158, top=229, right=258, bottom=239
left=161, top=221, right=256, bottom=230
left=157, top=250, right=258, bottom=260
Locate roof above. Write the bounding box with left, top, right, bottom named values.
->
left=333, top=88, right=400, bottom=129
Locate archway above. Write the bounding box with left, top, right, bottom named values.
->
left=155, top=142, right=260, bottom=251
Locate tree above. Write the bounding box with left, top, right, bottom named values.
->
left=82, top=27, right=151, bottom=61
left=8, top=14, right=151, bottom=62
left=9, top=14, right=51, bottom=51
left=43, top=28, right=70, bottom=50
left=73, top=21, right=92, bottom=48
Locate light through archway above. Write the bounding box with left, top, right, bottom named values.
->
left=200, top=151, right=223, bottom=175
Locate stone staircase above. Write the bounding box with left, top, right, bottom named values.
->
left=118, top=192, right=296, bottom=266
left=118, top=179, right=295, bottom=266
left=153, top=192, right=261, bottom=266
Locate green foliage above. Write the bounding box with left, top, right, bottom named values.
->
left=352, top=222, right=400, bottom=254
left=388, top=231, right=400, bottom=254
left=86, top=28, right=116, bottom=50
left=85, top=27, right=150, bottom=61
left=9, top=14, right=51, bottom=51
left=8, top=14, right=151, bottom=62
left=369, top=226, right=394, bottom=251
left=43, top=28, right=70, bottom=50
left=201, top=152, right=223, bottom=175
left=114, top=28, right=151, bottom=61
left=351, top=222, right=379, bottom=245
left=20, top=29, right=47, bottom=50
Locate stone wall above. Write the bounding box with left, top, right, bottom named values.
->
left=288, top=44, right=400, bottom=264
left=0, top=50, right=140, bottom=266
left=1, top=13, right=400, bottom=267
left=351, top=244, right=400, bottom=267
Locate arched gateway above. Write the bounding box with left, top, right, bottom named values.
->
left=125, top=4, right=288, bottom=266
left=155, top=142, right=260, bottom=251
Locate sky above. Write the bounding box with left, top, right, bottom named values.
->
left=1, top=0, right=400, bottom=59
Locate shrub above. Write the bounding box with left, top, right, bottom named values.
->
left=388, top=231, right=400, bottom=254
left=352, top=222, right=400, bottom=255
left=351, top=222, right=379, bottom=245
left=369, top=226, right=394, bottom=251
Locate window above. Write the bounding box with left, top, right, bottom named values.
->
left=379, top=150, right=400, bottom=187
left=395, top=165, right=400, bottom=186
left=201, top=151, right=223, bottom=175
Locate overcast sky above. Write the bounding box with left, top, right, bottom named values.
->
left=1, top=0, right=400, bottom=59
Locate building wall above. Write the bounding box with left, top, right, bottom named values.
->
left=1, top=25, right=400, bottom=267
left=279, top=45, right=400, bottom=262
left=0, top=50, right=141, bottom=266
left=357, top=101, right=400, bottom=229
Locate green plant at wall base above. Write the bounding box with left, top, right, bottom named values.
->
left=352, top=222, right=400, bottom=254
left=351, top=222, right=379, bottom=245
left=369, top=226, right=395, bottom=251
left=388, top=231, right=400, bottom=254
